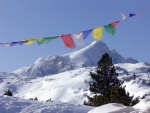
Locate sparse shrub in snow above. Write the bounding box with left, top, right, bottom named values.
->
left=34, top=97, right=38, bottom=101
left=46, top=98, right=53, bottom=102
left=84, top=53, right=139, bottom=107
left=133, top=73, right=136, bottom=80
left=30, top=97, right=38, bottom=101
left=4, top=89, right=13, bottom=96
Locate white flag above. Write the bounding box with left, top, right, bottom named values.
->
left=120, top=12, right=127, bottom=20
left=72, top=32, right=84, bottom=45
left=0, top=43, right=11, bottom=47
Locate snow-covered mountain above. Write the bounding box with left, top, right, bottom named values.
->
left=0, top=41, right=150, bottom=113
left=13, top=41, right=138, bottom=77
left=1, top=63, right=149, bottom=104
left=1, top=41, right=150, bottom=113
left=0, top=62, right=150, bottom=112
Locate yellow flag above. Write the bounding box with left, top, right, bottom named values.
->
left=93, top=27, right=103, bottom=40
left=26, top=39, right=36, bottom=45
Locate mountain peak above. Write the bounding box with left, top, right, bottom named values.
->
left=13, top=41, right=138, bottom=77
left=65, top=41, right=138, bottom=67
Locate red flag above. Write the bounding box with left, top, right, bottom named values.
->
left=111, top=21, right=120, bottom=27
left=61, top=34, right=76, bottom=49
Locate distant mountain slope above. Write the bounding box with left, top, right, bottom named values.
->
left=1, top=62, right=150, bottom=105
left=1, top=64, right=150, bottom=113
left=13, top=41, right=138, bottom=77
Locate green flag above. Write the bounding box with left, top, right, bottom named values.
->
left=37, top=38, right=46, bottom=45
left=104, top=24, right=116, bottom=35
left=37, top=36, right=59, bottom=45
left=44, top=36, right=59, bottom=44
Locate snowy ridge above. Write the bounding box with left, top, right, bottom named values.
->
left=13, top=55, right=73, bottom=77
left=13, top=41, right=138, bottom=77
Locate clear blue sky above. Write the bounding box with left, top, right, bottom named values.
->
left=0, top=0, right=150, bottom=72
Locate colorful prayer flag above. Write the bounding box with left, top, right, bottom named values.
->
left=44, top=36, right=59, bottom=44
left=0, top=43, right=11, bottom=47
left=0, top=15, right=123, bottom=48
left=72, top=32, right=84, bottom=45
left=26, top=39, right=36, bottom=45
left=111, top=21, right=120, bottom=27
left=83, top=29, right=93, bottom=39
left=93, top=27, right=103, bottom=40
left=10, top=41, right=27, bottom=46
left=61, top=34, right=76, bottom=49
left=37, top=38, right=45, bottom=45
left=104, top=21, right=120, bottom=35
left=120, top=13, right=127, bottom=20
left=36, top=36, right=59, bottom=45
left=104, top=24, right=116, bottom=35
left=129, top=13, right=136, bottom=17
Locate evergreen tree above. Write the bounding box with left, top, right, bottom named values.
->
left=133, top=73, right=136, bottom=80
left=4, top=89, right=13, bottom=96
left=34, top=97, right=38, bottom=101
left=84, top=53, right=139, bottom=106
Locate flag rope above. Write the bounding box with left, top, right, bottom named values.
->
left=0, top=8, right=148, bottom=48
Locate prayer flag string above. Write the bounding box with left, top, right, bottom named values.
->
left=0, top=11, right=143, bottom=49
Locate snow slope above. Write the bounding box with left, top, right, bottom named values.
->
left=1, top=62, right=150, bottom=112
left=0, top=63, right=150, bottom=113
left=1, top=95, right=150, bottom=113
left=115, top=63, right=150, bottom=98
left=0, top=96, right=93, bottom=113
left=1, top=67, right=95, bottom=104
left=88, top=101, right=150, bottom=113
left=88, top=103, right=137, bottom=113
left=3, top=63, right=149, bottom=104
left=13, top=41, right=138, bottom=77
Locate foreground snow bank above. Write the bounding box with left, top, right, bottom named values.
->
left=0, top=96, right=93, bottom=113
left=1, top=96, right=150, bottom=113
left=88, top=97, right=150, bottom=113
left=133, top=97, right=150, bottom=112
left=88, top=103, right=137, bottom=113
